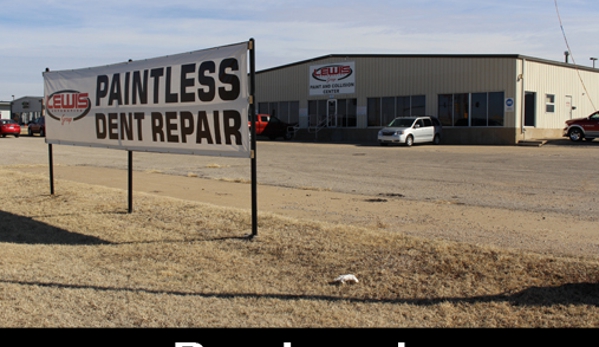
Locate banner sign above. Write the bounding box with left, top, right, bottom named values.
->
left=43, top=42, right=250, bottom=158
left=309, top=61, right=355, bottom=96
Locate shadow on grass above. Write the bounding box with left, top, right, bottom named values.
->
left=0, top=210, right=112, bottom=245
left=1, top=278, right=597, bottom=308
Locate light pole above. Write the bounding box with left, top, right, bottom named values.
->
left=591, top=57, right=597, bottom=68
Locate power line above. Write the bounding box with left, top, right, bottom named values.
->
left=554, top=0, right=596, bottom=110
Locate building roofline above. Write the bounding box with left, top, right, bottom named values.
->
left=257, top=53, right=598, bottom=74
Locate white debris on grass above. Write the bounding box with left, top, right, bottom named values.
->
left=334, top=274, right=359, bottom=284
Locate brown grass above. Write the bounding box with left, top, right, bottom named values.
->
left=1, top=168, right=598, bottom=327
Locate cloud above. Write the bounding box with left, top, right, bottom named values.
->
left=0, top=0, right=598, bottom=100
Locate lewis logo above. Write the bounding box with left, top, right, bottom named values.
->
left=312, top=65, right=353, bottom=82
left=46, top=90, right=91, bottom=123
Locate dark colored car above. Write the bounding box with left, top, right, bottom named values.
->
left=249, top=114, right=297, bottom=140
left=28, top=116, right=46, bottom=137
left=0, top=119, right=21, bottom=138
left=563, top=111, right=599, bottom=142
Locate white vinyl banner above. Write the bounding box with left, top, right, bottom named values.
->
left=43, top=42, right=250, bottom=158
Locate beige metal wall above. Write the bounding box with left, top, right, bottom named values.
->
left=518, top=59, right=599, bottom=129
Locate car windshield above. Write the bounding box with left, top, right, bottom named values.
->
left=1, top=119, right=16, bottom=125
left=387, top=118, right=416, bottom=127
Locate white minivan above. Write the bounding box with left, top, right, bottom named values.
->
left=377, top=116, right=442, bottom=147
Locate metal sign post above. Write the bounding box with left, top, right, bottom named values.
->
left=249, top=38, right=258, bottom=238
left=48, top=143, right=54, bottom=195
left=128, top=151, right=133, bottom=214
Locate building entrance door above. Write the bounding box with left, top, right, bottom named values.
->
left=327, top=99, right=337, bottom=127
left=565, top=95, right=575, bottom=119
left=524, top=92, right=536, bottom=127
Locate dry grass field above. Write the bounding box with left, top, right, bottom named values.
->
left=1, top=167, right=599, bottom=328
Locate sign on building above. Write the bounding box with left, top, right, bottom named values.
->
left=309, top=62, right=355, bottom=96
left=43, top=42, right=250, bottom=158
left=505, top=98, right=515, bottom=113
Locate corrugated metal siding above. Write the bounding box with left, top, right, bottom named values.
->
left=523, top=60, right=599, bottom=129
left=255, top=63, right=309, bottom=102
left=353, top=56, right=516, bottom=100
left=257, top=56, right=517, bottom=105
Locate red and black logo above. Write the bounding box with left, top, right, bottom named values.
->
left=46, top=90, right=91, bottom=121
left=312, top=65, right=353, bottom=82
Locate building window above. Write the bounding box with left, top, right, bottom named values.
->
left=382, top=97, right=395, bottom=126
left=289, top=101, right=300, bottom=124
left=308, top=100, right=328, bottom=126
left=438, top=94, right=453, bottom=126
left=309, top=98, right=357, bottom=127
left=368, top=95, right=427, bottom=126
left=545, top=94, right=555, bottom=113
left=438, top=92, right=504, bottom=127
left=471, top=93, right=488, bottom=126
left=335, top=98, right=357, bottom=127
left=453, top=93, right=469, bottom=126
left=411, top=95, right=426, bottom=115
left=396, top=96, right=411, bottom=117
left=258, top=102, right=269, bottom=114
left=269, top=102, right=279, bottom=118
left=258, top=101, right=300, bottom=124
left=488, top=92, right=504, bottom=126
left=367, top=97, right=381, bottom=126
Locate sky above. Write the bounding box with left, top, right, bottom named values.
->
left=1, top=0, right=598, bottom=101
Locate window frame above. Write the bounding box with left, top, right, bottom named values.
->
left=438, top=92, right=505, bottom=127
left=545, top=94, right=555, bottom=113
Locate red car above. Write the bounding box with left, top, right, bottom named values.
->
left=0, top=119, right=21, bottom=138
left=28, top=116, right=46, bottom=137
left=563, top=111, right=599, bottom=142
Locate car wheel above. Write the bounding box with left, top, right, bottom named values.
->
left=15, top=134, right=19, bottom=138
left=283, top=131, right=293, bottom=141
left=28, top=128, right=33, bottom=136
left=40, top=129, right=45, bottom=137
left=433, top=134, right=441, bottom=145
left=568, top=128, right=583, bottom=142
left=405, top=135, right=414, bottom=147
left=1, top=134, right=5, bottom=138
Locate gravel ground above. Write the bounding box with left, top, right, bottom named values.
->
left=3, top=136, right=599, bottom=258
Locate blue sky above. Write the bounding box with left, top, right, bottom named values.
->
left=1, top=0, right=598, bottom=100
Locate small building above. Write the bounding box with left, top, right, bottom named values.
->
left=0, top=101, right=10, bottom=119
left=11, top=96, right=43, bottom=125
left=255, top=54, right=599, bottom=145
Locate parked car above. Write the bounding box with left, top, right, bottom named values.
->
left=249, top=114, right=297, bottom=140
left=0, top=119, right=21, bottom=138
left=563, top=111, right=599, bottom=142
left=378, top=116, right=442, bottom=146
left=28, top=116, right=46, bottom=137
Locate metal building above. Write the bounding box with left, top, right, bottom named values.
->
left=11, top=96, right=43, bottom=125
left=255, top=54, right=599, bottom=145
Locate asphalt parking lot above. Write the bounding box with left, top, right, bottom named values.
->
left=2, top=136, right=599, bottom=217
left=5, top=135, right=599, bottom=257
